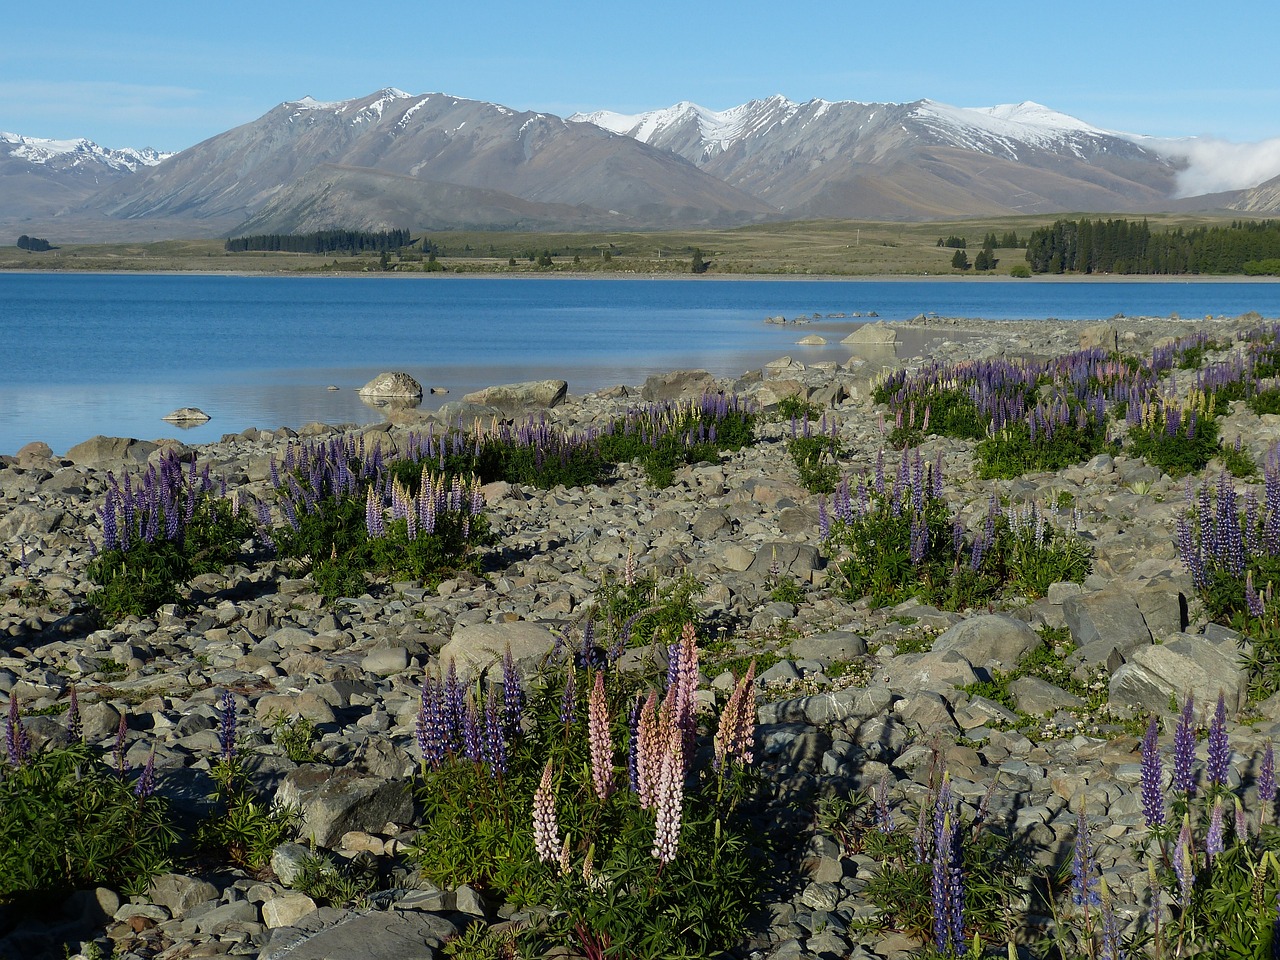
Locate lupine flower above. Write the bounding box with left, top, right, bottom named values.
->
left=713, top=660, right=756, bottom=772
left=932, top=774, right=964, bottom=955
left=1207, top=691, right=1230, bottom=788
left=416, top=676, right=447, bottom=770
left=635, top=691, right=660, bottom=809
left=587, top=671, right=613, bottom=802
left=1099, top=878, right=1125, bottom=960
left=874, top=772, right=895, bottom=834
left=482, top=686, right=507, bottom=778
left=134, top=748, right=157, bottom=800
left=1140, top=715, right=1165, bottom=828
left=1260, top=742, right=1276, bottom=827
left=532, top=761, right=561, bottom=865
left=5, top=696, right=30, bottom=767
left=1173, top=694, right=1197, bottom=796
left=501, top=645, right=524, bottom=741
left=462, top=696, right=482, bottom=762
left=627, top=697, right=642, bottom=793
left=113, top=713, right=130, bottom=775
left=1206, top=798, right=1225, bottom=859
left=1174, top=817, right=1194, bottom=908
left=1072, top=802, right=1100, bottom=907
left=559, top=663, right=576, bottom=727
left=217, top=689, right=237, bottom=763
left=1235, top=796, right=1248, bottom=844
left=651, top=718, right=685, bottom=865
left=65, top=684, right=82, bottom=745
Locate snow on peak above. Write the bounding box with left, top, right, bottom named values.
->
left=911, top=99, right=1112, bottom=157
left=1, top=130, right=169, bottom=170
left=572, top=95, right=801, bottom=152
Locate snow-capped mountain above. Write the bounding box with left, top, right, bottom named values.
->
left=79, top=88, right=773, bottom=234
left=571, top=95, right=1183, bottom=218
left=1, top=131, right=170, bottom=173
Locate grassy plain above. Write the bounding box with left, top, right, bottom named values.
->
left=0, top=212, right=1255, bottom=277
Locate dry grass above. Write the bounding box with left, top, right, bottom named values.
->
left=0, top=211, right=1257, bottom=277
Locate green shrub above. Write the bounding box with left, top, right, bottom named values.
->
left=1127, top=407, right=1220, bottom=478
left=0, top=742, right=177, bottom=901
left=975, top=409, right=1110, bottom=479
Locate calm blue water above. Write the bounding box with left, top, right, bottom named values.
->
left=2, top=273, right=1279, bottom=455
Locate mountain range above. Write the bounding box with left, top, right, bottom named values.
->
left=5, top=88, right=1280, bottom=241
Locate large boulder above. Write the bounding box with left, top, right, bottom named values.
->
left=64, top=435, right=157, bottom=465
left=461, top=379, right=567, bottom=415
left=842, top=322, right=898, bottom=345
left=640, top=369, right=719, bottom=402
left=1109, top=633, right=1249, bottom=718
left=274, top=767, right=413, bottom=850
left=357, top=371, right=423, bottom=400
left=1063, top=589, right=1152, bottom=655
left=439, top=621, right=560, bottom=682
left=931, top=614, right=1042, bottom=670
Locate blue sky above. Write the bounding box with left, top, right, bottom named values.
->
left=5, top=1, right=1277, bottom=150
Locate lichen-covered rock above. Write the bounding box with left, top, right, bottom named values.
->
left=357, top=371, right=423, bottom=399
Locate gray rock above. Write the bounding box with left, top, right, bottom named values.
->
left=147, top=873, right=220, bottom=919
left=640, top=369, right=719, bottom=402
left=271, top=842, right=313, bottom=887
left=748, top=542, right=823, bottom=578
left=789, top=631, right=866, bottom=662
left=439, top=621, right=559, bottom=681
left=841, top=322, right=898, bottom=345
left=357, top=372, right=422, bottom=400
left=64, top=435, right=158, bottom=465
left=1109, top=633, right=1248, bottom=717
left=930, top=614, right=1042, bottom=669
left=1062, top=590, right=1152, bottom=653
left=275, top=767, right=413, bottom=849
left=162, top=407, right=211, bottom=424
left=262, top=892, right=318, bottom=929
left=257, top=910, right=457, bottom=960
left=461, top=379, right=567, bottom=414
left=1009, top=676, right=1086, bottom=715
left=870, top=650, right=980, bottom=697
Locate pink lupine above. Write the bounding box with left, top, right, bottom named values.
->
left=713, top=660, right=757, bottom=772
left=651, top=719, right=685, bottom=865
left=532, top=761, right=561, bottom=865
left=636, top=691, right=660, bottom=810
left=588, top=671, right=614, bottom=802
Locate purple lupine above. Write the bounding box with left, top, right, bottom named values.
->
left=113, top=713, right=130, bottom=775
left=1174, top=818, right=1194, bottom=908
left=559, top=664, right=577, bottom=728
left=65, top=684, right=82, bottom=745
left=482, top=686, right=507, bottom=778
left=1173, top=694, right=1197, bottom=796
left=462, top=696, right=482, bottom=763
left=931, top=775, right=964, bottom=955
left=1235, top=797, right=1248, bottom=844
left=1072, top=803, right=1100, bottom=907
left=1099, top=881, right=1124, bottom=960
left=1260, top=742, right=1276, bottom=827
left=217, top=689, right=237, bottom=763
left=134, top=748, right=156, bottom=800
left=627, top=696, right=643, bottom=793
left=416, top=677, right=448, bottom=770
left=874, top=772, right=895, bottom=834
left=5, top=696, right=30, bottom=767
left=1207, top=691, right=1230, bottom=788
left=443, top=660, right=465, bottom=753
left=1140, top=715, right=1165, bottom=829
left=501, top=645, right=524, bottom=741
left=1206, top=798, right=1225, bottom=859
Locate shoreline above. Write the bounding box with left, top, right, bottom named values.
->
left=5, top=266, right=1280, bottom=283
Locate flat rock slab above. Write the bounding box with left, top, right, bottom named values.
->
left=162, top=407, right=211, bottom=424
left=461, top=379, right=567, bottom=414
left=258, top=909, right=458, bottom=960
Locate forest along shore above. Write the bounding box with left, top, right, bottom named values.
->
left=1, top=310, right=1279, bottom=959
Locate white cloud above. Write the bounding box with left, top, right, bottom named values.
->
left=1130, top=134, right=1280, bottom=197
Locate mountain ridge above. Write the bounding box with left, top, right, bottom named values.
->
left=5, top=88, right=1279, bottom=239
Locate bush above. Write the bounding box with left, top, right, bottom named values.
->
left=411, top=626, right=764, bottom=957
left=1127, top=402, right=1220, bottom=478
left=0, top=741, right=177, bottom=901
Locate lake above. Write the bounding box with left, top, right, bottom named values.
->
left=3, top=273, right=1280, bottom=455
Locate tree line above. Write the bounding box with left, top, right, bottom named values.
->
left=16, top=235, right=53, bottom=252
left=1025, top=218, right=1280, bottom=275
left=224, top=229, right=412, bottom=255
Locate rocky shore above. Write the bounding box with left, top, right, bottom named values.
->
left=2, top=311, right=1278, bottom=959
